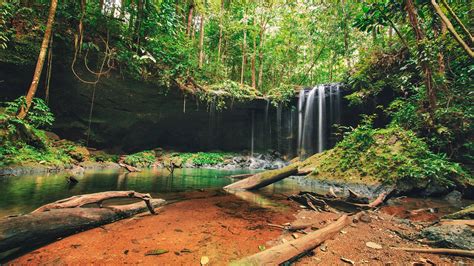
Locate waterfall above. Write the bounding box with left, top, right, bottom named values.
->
left=317, top=85, right=326, bottom=153
left=301, top=86, right=318, bottom=158
left=250, top=110, right=255, bottom=157
left=297, top=89, right=305, bottom=154
left=297, top=84, right=341, bottom=159
left=276, top=103, right=282, bottom=151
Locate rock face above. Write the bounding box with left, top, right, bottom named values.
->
left=421, top=224, right=474, bottom=250
left=0, top=62, right=293, bottom=153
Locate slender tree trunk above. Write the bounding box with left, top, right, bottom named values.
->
left=198, top=15, right=205, bottom=68
left=257, top=25, right=265, bottom=89
left=186, top=3, right=194, bottom=37
left=241, top=27, right=247, bottom=85
left=217, top=0, right=224, bottom=62
left=406, top=0, right=437, bottom=115
left=251, top=20, right=257, bottom=89
left=431, top=0, right=474, bottom=58
left=17, top=0, right=58, bottom=119
left=342, top=0, right=351, bottom=69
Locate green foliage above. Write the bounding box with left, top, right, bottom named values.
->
left=302, top=122, right=469, bottom=188
left=176, top=151, right=231, bottom=166
left=5, top=97, right=54, bottom=129
left=124, top=150, right=156, bottom=168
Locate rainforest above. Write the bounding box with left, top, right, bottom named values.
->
left=0, top=0, right=473, bottom=264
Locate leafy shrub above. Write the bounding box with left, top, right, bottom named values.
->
left=5, top=97, right=54, bottom=129
left=124, top=150, right=156, bottom=167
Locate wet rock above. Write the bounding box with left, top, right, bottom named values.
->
left=421, top=224, right=474, bottom=250
left=443, top=190, right=462, bottom=203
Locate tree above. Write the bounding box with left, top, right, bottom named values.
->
left=17, top=0, right=58, bottom=119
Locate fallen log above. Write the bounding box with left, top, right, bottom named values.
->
left=33, top=191, right=156, bottom=214
left=118, top=162, right=140, bottom=172
left=0, top=198, right=165, bottom=253
left=347, top=189, right=369, bottom=204
left=439, top=219, right=474, bottom=227
left=392, top=247, right=474, bottom=258
left=227, top=173, right=254, bottom=180
left=224, top=164, right=298, bottom=190
left=233, top=214, right=356, bottom=265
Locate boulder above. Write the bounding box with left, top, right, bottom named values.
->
left=421, top=224, right=474, bottom=250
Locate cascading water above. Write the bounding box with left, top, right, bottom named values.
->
left=301, top=86, right=318, bottom=158
left=297, top=89, right=306, bottom=153
left=317, top=85, right=326, bottom=153
left=297, top=84, right=341, bottom=159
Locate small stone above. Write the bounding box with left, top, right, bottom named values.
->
left=366, top=242, right=382, bottom=249
left=145, top=249, right=169, bottom=256
left=200, top=256, right=210, bottom=265
left=340, top=230, right=347, bottom=234
left=360, top=213, right=372, bottom=223
left=292, top=233, right=299, bottom=239
left=320, top=244, right=327, bottom=252
left=341, top=257, right=355, bottom=265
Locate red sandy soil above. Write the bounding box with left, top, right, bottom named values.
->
left=8, top=191, right=474, bottom=265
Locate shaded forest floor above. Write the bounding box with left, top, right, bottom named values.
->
left=10, top=191, right=473, bottom=265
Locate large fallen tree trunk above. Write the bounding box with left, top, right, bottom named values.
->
left=224, top=164, right=298, bottom=190
left=0, top=192, right=165, bottom=253
left=233, top=214, right=357, bottom=265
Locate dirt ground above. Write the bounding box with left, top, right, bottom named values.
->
left=8, top=191, right=474, bottom=265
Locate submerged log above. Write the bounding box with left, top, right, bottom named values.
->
left=224, top=164, right=298, bottom=190
left=0, top=192, right=165, bottom=253
left=118, top=162, right=140, bottom=172
left=233, top=214, right=356, bottom=265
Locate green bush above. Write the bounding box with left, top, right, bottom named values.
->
left=124, top=150, right=156, bottom=168
left=5, top=97, right=54, bottom=129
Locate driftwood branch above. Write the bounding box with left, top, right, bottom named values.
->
left=33, top=191, right=156, bottom=214
left=392, top=247, right=474, bottom=258
left=233, top=214, right=358, bottom=265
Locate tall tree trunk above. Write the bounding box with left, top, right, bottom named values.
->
left=251, top=20, right=257, bottom=89
left=257, top=25, right=265, bottom=89
left=186, top=3, right=194, bottom=37
left=217, top=0, right=224, bottom=62
left=406, top=0, right=437, bottom=115
left=17, top=0, right=58, bottom=119
left=134, top=0, right=143, bottom=45
left=342, top=0, right=351, bottom=69
left=198, top=15, right=205, bottom=68
left=240, top=28, right=247, bottom=86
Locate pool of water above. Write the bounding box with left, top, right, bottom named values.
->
left=0, top=168, right=470, bottom=219
left=0, top=168, right=263, bottom=217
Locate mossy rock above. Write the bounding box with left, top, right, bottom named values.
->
left=299, top=125, right=469, bottom=195
left=68, top=146, right=90, bottom=162
left=443, top=204, right=474, bottom=220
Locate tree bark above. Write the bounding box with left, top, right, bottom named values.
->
left=0, top=195, right=165, bottom=253
left=224, top=164, right=298, bottom=190
left=406, top=0, right=437, bottom=115
left=198, top=15, right=205, bottom=68
left=17, top=0, right=58, bottom=119
left=233, top=214, right=355, bottom=265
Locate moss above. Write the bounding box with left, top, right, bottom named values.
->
left=300, top=125, right=470, bottom=189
